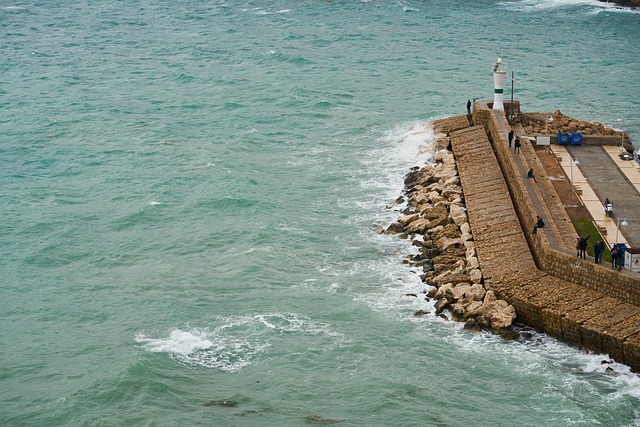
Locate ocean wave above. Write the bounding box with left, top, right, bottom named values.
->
left=499, top=0, right=640, bottom=13
left=135, top=313, right=341, bottom=371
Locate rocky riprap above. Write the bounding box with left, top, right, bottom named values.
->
left=524, top=110, right=627, bottom=137
left=383, top=147, right=516, bottom=332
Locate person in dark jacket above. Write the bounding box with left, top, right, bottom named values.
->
left=594, top=240, right=604, bottom=264
left=578, top=235, right=590, bottom=259
left=514, top=137, right=521, bottom=153
left=611, top=244, right=619, bottom=268
left=618, top=247, right=625, bottom=270
left=532, top=215, right=545, bottom=234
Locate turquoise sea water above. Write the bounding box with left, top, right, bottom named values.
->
left=2, top=1, right=640, bottom=425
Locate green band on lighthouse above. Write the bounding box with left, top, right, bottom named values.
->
left=494, top=88, right=503, bottom=94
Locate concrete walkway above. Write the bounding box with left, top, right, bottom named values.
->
left=550, top=144, right=640, bottom=248
left=505, top=125, right=565, bottom=251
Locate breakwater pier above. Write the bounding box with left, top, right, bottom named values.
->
left=427, top=102, right=640, bottom=371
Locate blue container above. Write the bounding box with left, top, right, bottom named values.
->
left=557, top=132, right=570, bottom=145
left=571, top=132, right=583, bottom=145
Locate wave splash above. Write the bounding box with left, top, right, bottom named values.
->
left=135, top=313, right=338, bottom=371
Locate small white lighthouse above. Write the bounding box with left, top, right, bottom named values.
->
left=492, top=57, right=505, bottom=111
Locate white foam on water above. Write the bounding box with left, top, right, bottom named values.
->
left=348, top=120, right=436, bottom=228
left=136, top=328, right=213, bottom=355
left=499, top=0, right=640, bottom=13
left=135, top=327, right=266, bottom=372
left=339, top=119, right=439, bottom=317
left=451, top=325, right=640, bottom=408
left=136, top=313, right=341, bottom=371
left=375, top=120, right=436, bottom=168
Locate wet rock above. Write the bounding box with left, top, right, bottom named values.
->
left=434, top=299, right=449, bottom=315
left=405, top=218, right=433, bottom=234
left=384, top=222, right=405, bottom=234
left=463, top=318, right=483, bottom=332
left=398, top=213, right=420, bottom=227
left=451, top=302, right=467, bottom=321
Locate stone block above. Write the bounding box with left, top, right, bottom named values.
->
left=561, top=318, right=584, bottom=346
left=580, top=325, right=604, bottom=354
left=624, top=332, right=640, bottom=372
left=541, top=307, right=564, bottom=339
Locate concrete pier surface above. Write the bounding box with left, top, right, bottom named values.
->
left=552, top=144, right=640, bottom=247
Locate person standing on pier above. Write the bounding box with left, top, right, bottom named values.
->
left=508, top=130, right=514, bottom=147
left=618, top=248, right=625, bottom=270
left=466, top=99, right=471, bottom=115
left=514, top=137, right=521, bottom=153
left=594, top=240, right=604, bottom=264
left=577, top=235, right=589, bottom=259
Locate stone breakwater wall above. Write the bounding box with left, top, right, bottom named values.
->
left=445, top=110, right=640, bottom=371
left=384, top=127, right=517, bottom=331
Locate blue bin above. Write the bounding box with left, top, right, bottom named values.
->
left=557, top=132, right=570, bottom=145
left=571, top=132, right=583, bottom=145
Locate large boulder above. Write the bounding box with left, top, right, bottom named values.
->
left=435, top=282, right=454, bottom=299
left=448, top=204, right=468, bottom=226
left=437, top=237, right=464, bottom=251
left=435, top=223, right=462, bottom=239
left=475, top=299, right=516, bottom=329
left=434, top=298, right=450, bottom=316
left=434, top=165, right=458, bottom=182
left=435, top=135, right=451, bottom=151
left=421, top=204, right=449, bottom=221
left=442, top=186, right=463, bottom=201
left=398, top=213, right=420, bottom=227
left=466, top=283, right=486, bottom=302
left=451, top=283, right=472, bottom=301
left=466, top=256, right=479, bottom=271
left=435, top=151, right=456, bottom=167
left=490, top=304, right=517, bottom=329
left=431, top=271, right=471, bottom=287
left=443, top=175, right=460, bottom=187
left=469, top=268, right=483, bottom=284
left=405, top=218, right=432, bottom=234
left=462, top=301, right=484, bottom=319
left=385, top=222, right=405, bottom=234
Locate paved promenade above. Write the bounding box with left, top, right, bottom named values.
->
left=550, top=144, right=640, bottom=248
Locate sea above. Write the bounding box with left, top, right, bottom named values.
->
left=2, top=0, right=640, bottom=425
